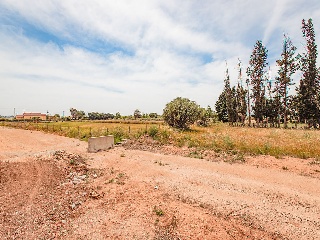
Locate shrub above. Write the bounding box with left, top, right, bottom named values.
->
left=163, top=97, right=201, bottom=130
left=148, top=126, right=159, bottom=138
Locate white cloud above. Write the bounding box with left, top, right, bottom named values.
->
left=0, top=0, right=320, bottom=116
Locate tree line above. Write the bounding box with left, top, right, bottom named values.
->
left=215, top=18, right=320, bottom=128
left=69, top=108, right=160, bottom=121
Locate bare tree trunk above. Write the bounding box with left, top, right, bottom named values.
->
left=284, top=83, right=288, bottom=129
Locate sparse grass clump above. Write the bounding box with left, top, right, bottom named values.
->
left=153, top=206, right=164, bottom=216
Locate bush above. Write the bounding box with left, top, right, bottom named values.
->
left=163, top=97, right=201, bottom=130
left=148, top=126, right=159, bottom=138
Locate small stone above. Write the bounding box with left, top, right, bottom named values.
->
left=70, top=203, right=76, bottom=210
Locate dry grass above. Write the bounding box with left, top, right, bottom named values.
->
left=167, top=123, right=320, bottom=159
left=2, top=121, right=320, bottom=159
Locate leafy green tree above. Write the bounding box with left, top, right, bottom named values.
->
left=163, top=97, right=201, bottom=129
left=296, top=18, right=320, bottom=127
left=149, top=112, right=159, bottom=118
left=88, top=112, right=98, bottom=120
left=142, top=113, right=149, bottom=118
left=275, top=34, right=297, bottom=128
left=115, top=112, right=121, bottom=119
left=70, top=108, right=86, bottom=120
left=247, top=40, right=268, bottom=125
left=198, top=106, right=215, bottom=126
left=134, top=109, right=142, bottom=119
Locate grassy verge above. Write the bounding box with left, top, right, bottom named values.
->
left=1, top=121, right=320, bottom=159
left=162, top=123, right=320, bottom=159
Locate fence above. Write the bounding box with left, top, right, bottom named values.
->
left=0, top=121, right=164, bottom=143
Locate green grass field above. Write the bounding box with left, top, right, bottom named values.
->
left=2, top=121, right=319, bottom=159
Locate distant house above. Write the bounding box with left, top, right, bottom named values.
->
left=15, top=112, right=47, bottom=121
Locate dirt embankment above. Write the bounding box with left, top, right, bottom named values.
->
left=0, top=127, right=319, bottom=239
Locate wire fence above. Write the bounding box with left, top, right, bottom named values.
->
left=0, top=121, right=164, bottom=143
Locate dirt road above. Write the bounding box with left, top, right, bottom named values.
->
left=0, top=127, right=319, bottom=239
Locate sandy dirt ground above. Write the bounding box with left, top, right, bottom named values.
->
left=0, top=127, right=319, bottom=239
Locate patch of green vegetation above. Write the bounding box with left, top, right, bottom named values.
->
left=108, top=178, right=115, bottom=183
left=188, top=150, right=203, bottom=159
left=148, top=126, right=159, bottom=139
left=223, top=135, right=234, bottom=150
left=153, top=206, right=164, bottom=216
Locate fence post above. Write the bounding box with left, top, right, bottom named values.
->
left=129, top=126, right=131, bottom=133
left=78, top=126, right=80, bottom=137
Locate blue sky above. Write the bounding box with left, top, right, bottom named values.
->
left=0, top=0, right=320, bottom=116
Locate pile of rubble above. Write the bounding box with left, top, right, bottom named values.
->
left=51, top=150, right=86, bottom=165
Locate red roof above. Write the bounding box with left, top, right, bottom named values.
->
left=23, top=113, right=46, bottom=116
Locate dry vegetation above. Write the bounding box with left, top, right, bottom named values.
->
left=1, top=121, right=320, bottom=159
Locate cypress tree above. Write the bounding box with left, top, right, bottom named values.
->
left=296, top=18, right=320, bottom=127
left=275, top=34, right=297, bottom=128
left=247, top=40, right=269, bottom=126
left=224, top=64, right=233, bottom=124
left=215, top=90, right=228, bottom=122
left=236, top=59, right=247, bottom=125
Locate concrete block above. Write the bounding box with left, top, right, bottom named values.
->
left=88, top=135, right=114, bottom=153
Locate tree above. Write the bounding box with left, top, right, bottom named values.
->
left=215, top=90, right=228, bottom=122
left=215, top=63, right=237, bottom=124
left=70, top=108, right=86, bottom=120
left=163, top=97, right=201, bottom=129
left=236, top=59, right=247, bottom=125
left=198, top=106, right=215, bottom=126
left=115, top=112, right=121, bottom=119
left=52, top=114, right=61, bottom=122
left=133, top=109, right=142, bottom=119
left=274, top=34, right=297, bottom=128
left=224, top=63, right=237, bottom=124
left=229, top=86, right=238, bottom=124
left=149, top=112, right=159, bottom=118
left=247, top=40, right=268, bottom=125
left=88, top=112, right=98, bottom=120
left=296, top=18, right=320, bottom=127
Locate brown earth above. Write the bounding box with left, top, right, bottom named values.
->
left=0, top=127, right=319, bottom=239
